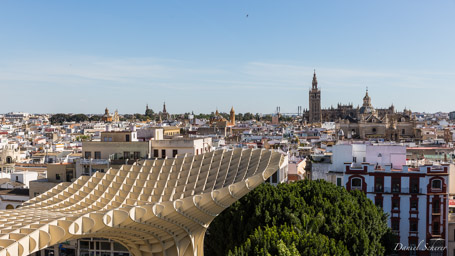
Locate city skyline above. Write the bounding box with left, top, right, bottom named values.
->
left=1, top=1, right=454, bottom=113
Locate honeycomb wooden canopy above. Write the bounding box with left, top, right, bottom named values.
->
left=0, top=149, right=285, bottom=256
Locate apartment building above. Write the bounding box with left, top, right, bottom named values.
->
left=345, top=162, right=449, bottom=255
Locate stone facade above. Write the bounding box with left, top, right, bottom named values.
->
left=308, top=71, right=321, bottom=123
left=303, top=73, right=416, bottom=140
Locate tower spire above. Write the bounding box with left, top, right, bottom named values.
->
left=312, top=69, right=318, bottom=90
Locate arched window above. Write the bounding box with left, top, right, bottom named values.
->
left=432, top=179, right=442, bottom=190
left=372, top=128, right=377, bottom=133
left=6, top=156, right=12, bottom=164
left=5, top=204, right=14, bottom=210
left=351, top=178, right=362, bottom=190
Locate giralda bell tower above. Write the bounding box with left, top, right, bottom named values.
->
left=309, top=70, right=321, bottom=123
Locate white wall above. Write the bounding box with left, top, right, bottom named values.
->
left=10, top=172, right=39, bottom=188
left=332, top=144, right=406, bottom=171
left=366, top=145, right=406, bottom=170
left=331, top=144, right=353, bottom=171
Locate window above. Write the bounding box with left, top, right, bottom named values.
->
left=85, top=152, right=91, bottom=159
left=353, top=157, right=357, bottom=163
left=34, top=192, right=40, bottom=197
left=125, top=134, right=130, bottom=142
left=433, top=222, right=440, bottom=235
left=433, top=200, right=440, bottom=214
left=409, top=241, right=418, bottom=256
left=271, top=172, right=278, bottom=183
left=172, top=149, right=178, bottom=158
left=410, top=200, right=418, bottom=211
left=123, top=152, right=130, bottom=159
left=15, top=176, right=18, bottom=181
left=153, top=149, right=159, bottom=158
left=410, top=177, right=419, bottom=193
left=392, top=178, right=400, bottom=193
left=100, top=242, right=110, bottom=250
left=161, top=149, right=166, bottom=159
left=432, top=179, right=442, bottom=190
left=375, top=177, right=384, bottom=192
left=351, top=178, right=362, bottom=189
left=66, top=170, right=74, bottom=182
left=56, top=174, right=60, bottom=180
left=392, top=198, right=399, bottom=210
left=392, top=220, right=399, bottom=231
left=410, top=220, right=418, bottom=232
left=402, top=129, right=405, bottom=135
left=80, top=241, right=89, bottom=250
left=94, top=151, right=101, bottom=159
left=375, top=198, right=383, bottom=208
left=82, top=166, right=89, bottom=175
left=133, top=152, right=140, bottom=160
left=114, top=242, right=128, bottom=252
left=372, top=128, right=377, bottom=133
left=336, top=177, right=342, bottom=187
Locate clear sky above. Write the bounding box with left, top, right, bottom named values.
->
left=1, top=1, right=454, bottom=115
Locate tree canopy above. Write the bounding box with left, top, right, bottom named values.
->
left=205, top=180, right=394, bottom=256
left=49, top=113, right=89, bottom=124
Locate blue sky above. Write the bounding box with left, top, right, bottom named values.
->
left=1, top=1, right=454, bottom=114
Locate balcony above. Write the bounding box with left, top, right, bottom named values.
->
left=79, top=159, right=110, bottom=165
left=369, top=187, right=422, bottom=194
left=392, top=187, right=401, bottom=193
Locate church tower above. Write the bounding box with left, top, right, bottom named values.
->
left=230, top=106, right=235, bottom=126
left=309, top=70, right=321, bottom=123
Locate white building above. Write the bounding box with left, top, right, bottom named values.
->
left=311, top=142, right=406, bottom=187
left=150, top=137, right=213, bottom=158
left=10, top=171, right=40, bottom=188
left=344, top=162, right=449, bottom=255
left=0, top=189, right=29, bottom=209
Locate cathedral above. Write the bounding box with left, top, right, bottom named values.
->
left=303, top=71, right=416, bottom=141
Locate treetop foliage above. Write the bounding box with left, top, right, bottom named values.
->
left=205, top=180, right=394, bottom=256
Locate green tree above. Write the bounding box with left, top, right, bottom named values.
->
left=89, top=115, right=102, bottom=122
left=49, top=114, right=71, bottom=124
left=205, top=180, right=392, bottom=256
left=70, top=114, right=89, bottom=122
left=145, top=108, right=155, bottom=119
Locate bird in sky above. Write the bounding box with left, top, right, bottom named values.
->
left=246, top=14, right=248, bottom=18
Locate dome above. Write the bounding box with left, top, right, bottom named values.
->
left=360, top=88, right=374, bottom=114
